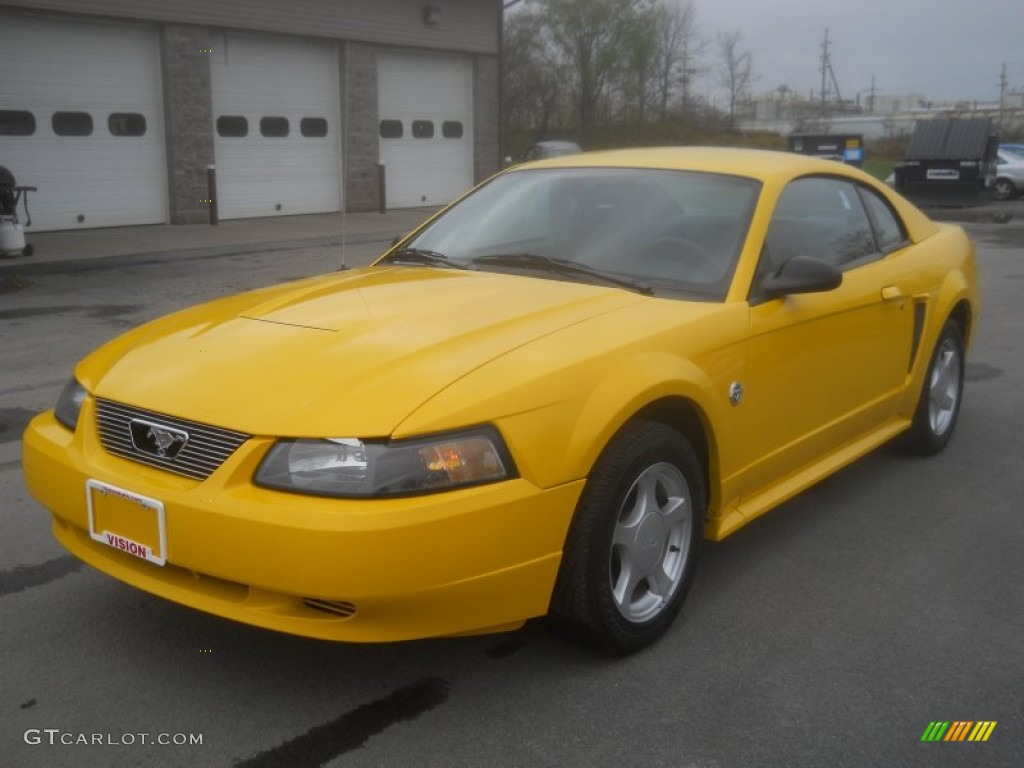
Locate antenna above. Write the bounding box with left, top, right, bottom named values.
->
left=820, top=27, right=830, bottom=114
left=998, top=62, right=1008, bottom=132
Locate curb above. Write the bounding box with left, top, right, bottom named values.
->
left=0, top=230, right=396, bottom=276
left=918, top=200, right=1023, bottom=224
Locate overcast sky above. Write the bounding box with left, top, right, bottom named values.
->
left=687, top=0, right=1023, bottom=104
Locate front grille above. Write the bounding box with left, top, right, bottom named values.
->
left=95, top=398, right=250, bottom=480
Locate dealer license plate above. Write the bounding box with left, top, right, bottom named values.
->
left=86, top=480, right=166, bottom=566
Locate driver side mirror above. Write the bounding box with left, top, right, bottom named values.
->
left=759, top=256, right=842, bottom=299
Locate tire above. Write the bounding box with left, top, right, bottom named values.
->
left=550, top=421, right=704, bottom=655
left=993, top=178, right=1015, bottom=201
left=902, top=320, right=965, bottom=455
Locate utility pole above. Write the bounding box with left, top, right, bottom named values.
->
left=868, top=75, right=876, bottom=115
left=818, top=28, right=844, bottom=122
left=820, top=27, right=830, bottom=117
left=998, top=62, right=1008, bottom=132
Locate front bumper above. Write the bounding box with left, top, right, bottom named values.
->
left=22, top=407, right=584, bottom=642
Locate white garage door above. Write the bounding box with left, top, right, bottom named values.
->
left=0, top=14, right=166, bottom=232
left=211, top=33, right=342, bottom=220
left=377, top=52, right=474, bottom=209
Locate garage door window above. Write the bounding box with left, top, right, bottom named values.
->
left=217, top=116, right=249, bottom=138
left=379, top=120, right=403, bottom=139
left=300, top=117, right=328, bottom=138
left=0, top=110, right=36, bottom=136
left=52, top=111, right=93, bottom=137
left=442, top=121, right=463, bottom=139
left=108, top=113, right=146, bottom=137
left=260, top=117, right=289, bottom=138
left=412, top=120, right=434, bottom=139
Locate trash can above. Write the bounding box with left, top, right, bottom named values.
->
left=893, top=118, right=998, bottom=207
left=0, top=165, right=36, bottom=258
left=787, top=134, right=865, bottom=167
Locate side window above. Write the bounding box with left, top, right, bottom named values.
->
left=859, top=187, right=907, bottom=252
left=764, top=177, right=876, bottom=271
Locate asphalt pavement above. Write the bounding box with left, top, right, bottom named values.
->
left=1, top=197, right=1022, bottom=767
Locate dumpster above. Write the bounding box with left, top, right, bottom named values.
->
left=893, top=118, right=998, bottom=206
left=787, top=134, right=865, bottom=167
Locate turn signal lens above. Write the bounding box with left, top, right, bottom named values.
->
left=54, top=378, right=88, bottom=431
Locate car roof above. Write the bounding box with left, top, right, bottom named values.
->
left=515, top=146, right=862, bottom=183
left=505, top=146, right=940, bottom=244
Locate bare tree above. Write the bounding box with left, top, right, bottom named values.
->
left=618, top=1, right=659, bottom=127
left=503, top=7, right=564, bottom=137
left=653, top=0, right=705, bottom=120
left=542, top=0, right=638, bottom=142
left=503, top=0, right=742, bottom=143
left=715, top=29, right=757, bottom=129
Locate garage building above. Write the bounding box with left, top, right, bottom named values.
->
left=0, top=0, right=500, bottom=231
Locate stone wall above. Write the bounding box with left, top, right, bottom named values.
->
left=340, top=42, right=381, bottom=213
left=473, top=55, right=501, bottom=183
left=159, top=25, right=215, bottom=225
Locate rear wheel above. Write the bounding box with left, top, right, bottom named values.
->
left=902, top=320, right=964, bottom=455
left=551, top=421, right=704, bottom=654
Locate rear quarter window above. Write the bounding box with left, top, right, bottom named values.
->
left=859, top=187, right=907, bottom=252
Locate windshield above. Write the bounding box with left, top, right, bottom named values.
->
left=399, top=167, right=761, bottom=300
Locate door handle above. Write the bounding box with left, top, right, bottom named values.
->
left=881, top=285, right=903, bottom=301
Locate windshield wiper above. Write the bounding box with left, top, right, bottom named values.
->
left=381, top=247, right=470, bottom=269
left=473, top=253, right=654, bottom=295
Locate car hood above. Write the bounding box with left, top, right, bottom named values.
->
left=81, top=266, right=645, bottom=437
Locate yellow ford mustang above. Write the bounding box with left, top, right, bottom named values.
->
left=23, top=148, right=978, bottom=654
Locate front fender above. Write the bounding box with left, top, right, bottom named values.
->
left=396, top=301, right=748, bottom=491
left=557, top=351, right=723, bottom=484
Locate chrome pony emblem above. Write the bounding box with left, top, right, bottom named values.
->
left=728, top=381, right=744, bottom=406
left=129, top=418, right=189, bottom=459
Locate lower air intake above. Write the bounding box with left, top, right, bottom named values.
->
left=302, top=598, right=357, bottom=618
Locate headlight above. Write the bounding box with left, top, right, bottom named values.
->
left=54, top=378, right=87, bottom=431
left=254, top=428, right=515, bottom=498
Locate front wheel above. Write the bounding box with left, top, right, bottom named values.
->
left=902, top=320, right=965, bottom=455
left=993, top=178, right=1015, bottom=201
left=550, top=421, right=704, bottom=654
